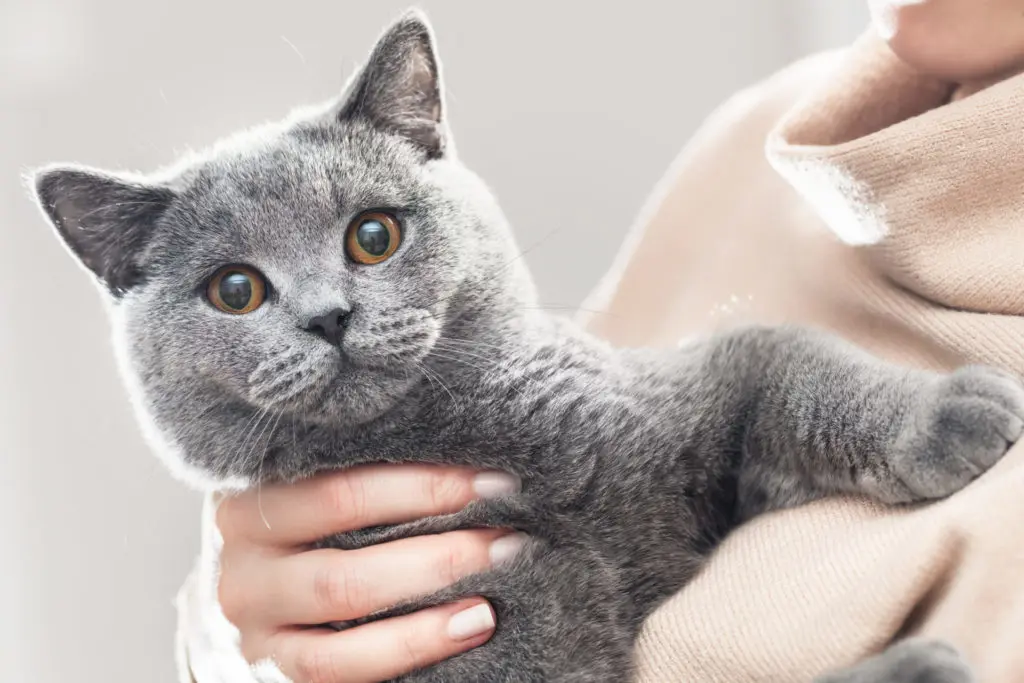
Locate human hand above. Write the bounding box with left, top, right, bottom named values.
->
left=212, top=464, right=523, bottom=683
left=869, top=0, right=1024, bottom=82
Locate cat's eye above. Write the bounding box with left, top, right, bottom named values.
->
left=346, top=211, right=401, bottom=265
left=206, top=265, right=267, bottom=315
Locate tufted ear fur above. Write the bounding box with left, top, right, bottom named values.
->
left=32, top=165, right=175, bottom=296
left=338, top=10, right=448, bottom=157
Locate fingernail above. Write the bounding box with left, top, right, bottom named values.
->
left=489, top=532, right=528, bottom=567
left=447, top=603, right=495, bottom=641
left=472, top=471, right=520, bottom=499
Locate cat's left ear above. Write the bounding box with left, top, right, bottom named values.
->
left=338, top=10, right=448, bottom=157
left=31, top=165, right=176, bottom=297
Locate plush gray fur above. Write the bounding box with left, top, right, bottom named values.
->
left=31, top=11, right=1016, bottom=683
left=818, top=639, right=975, bottom=683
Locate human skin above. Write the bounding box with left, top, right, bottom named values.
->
left=214, top=464, right=523, bottom=682
left=869, top=0, right=1024, bottom=82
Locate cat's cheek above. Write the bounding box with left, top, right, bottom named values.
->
left=115, top=366, right=249, bottom=492
left=342, top=307, right=441, bottom=368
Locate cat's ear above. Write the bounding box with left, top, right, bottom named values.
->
left=31, top=165, right=176, bottom=296
left=338, top=10, right=448, bottom=157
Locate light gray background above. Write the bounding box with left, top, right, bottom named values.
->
left=0, top=2, right=867, bottom=681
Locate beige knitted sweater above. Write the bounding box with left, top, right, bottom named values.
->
left=180, top=30, right=1024, bottom=683
left=584, top=31, right=1024, bottom=683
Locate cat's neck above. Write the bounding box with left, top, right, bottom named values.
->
left=389, top=305, right=653, bottom=504
left=428, top=302, right=599, bottom=386
left=270, top=304, right=668, bottom=490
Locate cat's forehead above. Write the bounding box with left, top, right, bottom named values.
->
left=152, top=121, right=442, bottom=268
left=182, top=121, right=428, bottom=222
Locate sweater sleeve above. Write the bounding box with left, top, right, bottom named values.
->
left=607, top=36, right=1024, bottom=683
left=175, top=566, right=202, bottom=683
left=174, top=494, right=288, bottom=683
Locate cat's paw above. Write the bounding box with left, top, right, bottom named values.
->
left=894, top=366, right=1024, bottom=500
left=814, top=639, right=974, bottom=683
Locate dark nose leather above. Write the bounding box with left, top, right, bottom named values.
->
left=303, top=307, right=352, bottom=346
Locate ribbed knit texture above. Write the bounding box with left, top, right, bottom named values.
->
left=584, top=31, right=1024, bottom=683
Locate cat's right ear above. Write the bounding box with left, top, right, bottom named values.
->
left=30, top=165, right=175, bottom=297
left=337, top=10, right=449, bottom=157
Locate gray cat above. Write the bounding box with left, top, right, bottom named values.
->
left=31, top=10, right=1019, bottom=683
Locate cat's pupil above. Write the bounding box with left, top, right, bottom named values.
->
left=356, top=220, right=390, bottom=256
left=219, top=273, right=253, bottom=310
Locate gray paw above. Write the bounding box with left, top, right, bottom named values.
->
left=815, top=639, right=974, bottom=683
left=894, top=366, right=1024, bottom=500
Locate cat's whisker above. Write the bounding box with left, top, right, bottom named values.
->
left=171, top=401, right=223, bottom=438
left=239, top=410, right=271, bottom=472
left=256, top=410, right=285, bottom=531
left=247, top=406, right=282, bottom=471
left=421, top=291, right=457, bottom=311
left=434, top=335, right=508, bottom=354
left=428, top=349, right=528, bottom=400
left=517, top=304, right=616, bottom=318
left=427, top=224, right=575, bottom=314
left=414, top=364, right=443, bottom=407
left=413, top=360, right=439, bottom=394
left=430, top=347, right=533, bottom=397
left=493, top=223, right=572, bottom=277
left=234, top=405, right=271, bottom=467
left=414, top=360, right=459, bottom=410
left=431, top=342, right=533, bottom=380
left=428, top=348, right=498, bottom=374
left=290, top=415, right=299, bottom=464
left=421, top=223, right=577, bottom=313
left=432, top=340, right=507, bottom=367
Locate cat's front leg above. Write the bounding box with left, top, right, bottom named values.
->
left=700, top=326, right=1024, bottom=518
left=885, top=365, right=1024, bottom=500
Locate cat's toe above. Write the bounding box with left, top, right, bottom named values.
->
left=894, top=366, right=1024, bottom=500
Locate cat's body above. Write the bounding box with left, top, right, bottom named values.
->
left=32, top=11, right=1017, bottom=683
left=269, top=316, right=1018, bottom=683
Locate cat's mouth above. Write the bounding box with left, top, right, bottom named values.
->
left=235, top=307, right=441, bottom=422
left=243, top=342, right=427, bottom=424
left=246, top=344, right=337, bottom=409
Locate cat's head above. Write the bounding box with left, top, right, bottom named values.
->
left=31, top=11, right=536, bottom=489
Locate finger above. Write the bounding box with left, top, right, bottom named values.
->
left=217, top=464, right=518, bottom=546
left=272, top=599, right=496, bottom=683
left=241, top=529, right=522, bottom=627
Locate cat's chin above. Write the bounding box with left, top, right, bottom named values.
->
left=279, top=364, right=420, bottom=428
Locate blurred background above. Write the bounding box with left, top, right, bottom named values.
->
left=0, top=1, right=866, bottom=681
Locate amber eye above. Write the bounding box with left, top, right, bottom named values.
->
left=346, top=211, right=401, bottom=265
left=206, top=266, right=267, bottom=314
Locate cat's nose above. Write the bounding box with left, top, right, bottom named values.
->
left=303, top=307, right=352, bottom=346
